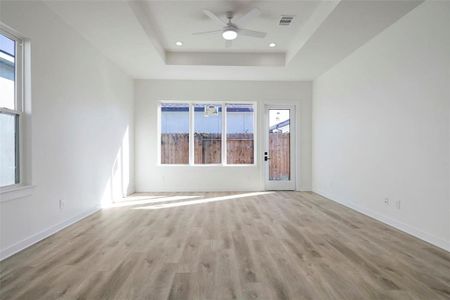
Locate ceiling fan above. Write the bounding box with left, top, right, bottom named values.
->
left=193, top=8, right=267, bottom=48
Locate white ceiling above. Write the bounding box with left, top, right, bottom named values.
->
left=145, top=1, right=321, bottom=52
left=44, top=0, right=422, bottom=81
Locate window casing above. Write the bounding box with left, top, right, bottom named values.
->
left=0, top=29, right=23, bottom=188
left=159, top=101, right=256, bottom=166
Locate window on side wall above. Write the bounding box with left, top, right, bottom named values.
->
left=0, top=30, right=23, bottom=188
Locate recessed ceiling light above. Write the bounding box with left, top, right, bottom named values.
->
left=175, top=41, right=183, bottom=46
left=269, top=42, right=276, bottom=48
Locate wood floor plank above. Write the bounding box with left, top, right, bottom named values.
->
left=1, top=191, right=449, bottom=300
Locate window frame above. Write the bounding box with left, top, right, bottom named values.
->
left=158, top=100, right=257, bottom=167
left=0, top=27, right=24, bottom=189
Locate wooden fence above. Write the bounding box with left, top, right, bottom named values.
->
left=269, top=133, right=290, bottom=180
left=160, top=134, right=189, bottom=164
left=161, top=133, right=290, bottom=178
left=226, top=133, right=254, bottom=164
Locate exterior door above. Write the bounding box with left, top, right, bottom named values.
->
left=264, top=105, right=296, bottom=190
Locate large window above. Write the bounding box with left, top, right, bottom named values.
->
left=159, top=102, right=255, bottom=165
left=0, top=31, right=22, bottom=188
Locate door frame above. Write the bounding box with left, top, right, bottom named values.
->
left=263, top=104, right=296, bottom=191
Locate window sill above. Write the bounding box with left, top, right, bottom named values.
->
left=157, top=164, right=257, bottom=167
left=0, top=185, right=35, bottom=203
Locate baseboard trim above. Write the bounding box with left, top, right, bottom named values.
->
left=297, top=186, right=313, bottom=192
left=136, top=187, right=313, bottom=192
left=314, top=190, right=450, bottom=252
left=0, top=206, right=101, bottom=261
left=135, top=187, right=264, bottom=192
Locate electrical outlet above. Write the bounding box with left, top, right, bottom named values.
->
left=384, top=197, right=390, bottom=205
left=396, top=200, right=401, bottom=210
left=59, top=199, right=65, bottom=210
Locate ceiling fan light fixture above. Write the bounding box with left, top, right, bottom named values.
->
left=269, top=42, right=277, bottom=48
left=175, top=41, right=183, bottom=46
left=222, top=29, right=237, bottom=40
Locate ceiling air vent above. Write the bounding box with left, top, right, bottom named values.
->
left=279, top=15, right=295, bottom=26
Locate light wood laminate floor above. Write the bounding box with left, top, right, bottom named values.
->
left=1, top=192, right=449, bottom=299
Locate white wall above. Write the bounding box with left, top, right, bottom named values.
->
left=135, top=80, right=312, bottom=192
left=0, top=1, right=134, bottom=259
left=313, top=1, right=450, bottom=251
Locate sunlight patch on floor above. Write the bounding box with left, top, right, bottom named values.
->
left=133, top=191, right=273, bottom=210
left=107, top=195, right=201, bottom=208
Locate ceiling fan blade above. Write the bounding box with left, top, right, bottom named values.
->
left=225, top=40, right=232, bottom=48
left=192, top=30, right=222, bottom=36
left=234, top=8, right=261, bottom=25
left=239, top=28, right=267, bottom=38
left=203, top=10, right=227, bottom=26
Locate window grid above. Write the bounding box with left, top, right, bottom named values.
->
left=159, top=101, right=256, bottom=166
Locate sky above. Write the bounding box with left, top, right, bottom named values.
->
left=269, top=109, right=290, bottom=127
left=0, top=34, right=15, bottom=56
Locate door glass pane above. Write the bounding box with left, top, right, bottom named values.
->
left=0, top=113, right=19, bottom=186
left=227, top=104, right=254, bottom=164
left=269, top=109, right=290, bottom=181
left=194, top=104, right=222, bottom=164
left=160, top=103, right=189, bottom=164
left=0, top=33, right=16, bottom=110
